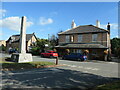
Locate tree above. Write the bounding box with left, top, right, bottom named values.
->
left=111, top=38, right=120, bottom=57
left=0, top=44, right=6, bottom=51
left=30, top=38, right=49, bottom=55
left=49, top=30, right=63, bottom=50
left=36, top=38, right=49, bottom=52
left=49, top=35, right=58, bottom=49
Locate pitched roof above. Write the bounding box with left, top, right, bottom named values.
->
left=58, top=25, right=109, bottom=35
left=6, top=33, right=37, bottom=43
left=55, top=43, right=108, bottom=49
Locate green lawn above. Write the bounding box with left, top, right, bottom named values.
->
left=0, top=61, right=55, bottom=71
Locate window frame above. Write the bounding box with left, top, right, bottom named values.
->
left=92, top=34, right=98, bottom=42
left=78, top=34, right=82, bottom=42
left=70, top=35, right=74, bottom=42
left=66, top=35, right=70, bottom=43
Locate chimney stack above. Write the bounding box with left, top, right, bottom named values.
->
left=96, top=20, right=100, bottom=27
left=107, top=22, right=110, bottom=33
left=71, top=20, right=76, bottom=28
left=107, top=22, right=110, bottom=30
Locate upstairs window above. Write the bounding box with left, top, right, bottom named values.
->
left=66, top=35, right=70, bottom=43
left=92, top=34, right=97, bottom=41
left=78, top=35, right=82, bottom=42
left=70, top=36, right=74, bottom=42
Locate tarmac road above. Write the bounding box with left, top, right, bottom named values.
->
left=1, top=53, right=120, bottom=89
left=32, top=55, right=119, bottom=78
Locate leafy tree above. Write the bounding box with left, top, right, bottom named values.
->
left=36, top=38, right=49, bottom=53
left=49, top=30, right=63, bottom=50
left=49, top=35, right=58, bottom=49
left=111, top=38, right=120, bottom=57
left=0, top=44, right=6, bottom=51
left=30, top=38, right=49, bottom=55
left=30, top=47, right=40, bottom=55
left=30, top=30, right=63, bottom=55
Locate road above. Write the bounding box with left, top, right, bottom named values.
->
left=1, top=53, right=120, bottom=89
left=33, top=55, right=119, bottom=78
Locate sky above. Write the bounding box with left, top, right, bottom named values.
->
left=0, top=2, right=118, bottom=40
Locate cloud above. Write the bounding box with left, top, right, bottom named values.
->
left=0, top=30, right=3, bottom=39
left=115, top=35, right=118, bottom=38
left=100, top=23, right=118, bottom=38
left=0, top=31, right=3, bottom=36
left=39, top=28, right=51, bottom=32
left=50, top=12, right=58, bottom=16
left=39, top=17, right=53, bottom=25
left=39, top=29, right=45, bottom=32
left=100, top=23, right=118, bottom=30
left=0, top=9, right=7, bottom=18
left=110, top=23, right=118, bottom=30
left=0, top=16, right=33, bottom=31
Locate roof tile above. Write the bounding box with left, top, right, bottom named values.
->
left=58, top=25, right=109, bottom=35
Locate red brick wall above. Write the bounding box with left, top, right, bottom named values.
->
left=59, top=32, right=108, bottom=47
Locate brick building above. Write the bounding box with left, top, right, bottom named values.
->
left=0, top=40, right=6, bottom=47
left=55, top=20, right=111, bottom=60
left=6, top=33, right=37, bottom=53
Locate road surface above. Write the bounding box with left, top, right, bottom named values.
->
left=1, top=53, right=120, bottom=89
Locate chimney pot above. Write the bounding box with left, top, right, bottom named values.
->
left=107, top=22, right=110, bottom=32
left=71, top=20, right=76, bottom=28
left=96, top=20, right=100, bottom=27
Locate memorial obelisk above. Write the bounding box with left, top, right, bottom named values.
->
left=19, top=16, right=27, bottom=54
left=11, top=16, right=33, bottom=63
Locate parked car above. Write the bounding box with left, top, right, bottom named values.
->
left=9, top=49, right=18, bottom=54
left=41, top=50, right=58, bottom=58
left=62, top=53, right=87, bottom=61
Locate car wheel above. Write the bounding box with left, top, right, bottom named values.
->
left=50, top=56, right=53, bottom=58
left=62, top=57, right=65, bottom=60
left=41, top=55, right=44, bottom=58
left=77, top=58, right=81, bottom=61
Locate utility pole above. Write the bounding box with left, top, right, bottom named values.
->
left=48, top=34, right=50, bottom=46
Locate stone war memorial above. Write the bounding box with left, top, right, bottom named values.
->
left=11, top=16, right=33, bottom=63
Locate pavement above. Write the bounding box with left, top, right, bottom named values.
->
left=0, top=53, right=120, bottom=89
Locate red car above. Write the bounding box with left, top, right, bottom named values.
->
left=41, top=50, right=58, bottom=58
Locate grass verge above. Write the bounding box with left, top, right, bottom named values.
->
left=94, top=81, right=120, bottom=90
left=0, top=61, right=55, bottom=71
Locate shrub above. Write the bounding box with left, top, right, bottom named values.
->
left=31, top=47, right=40, bottom=55
left=0, top=45, right=6, bottom=51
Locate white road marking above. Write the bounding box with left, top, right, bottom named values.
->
left=62, top=64, right=67, bottom=65
left=70, top=65, right=77, bottom=67
left=107, top=62, right=117, bottom=64
left=92, top=68, right=99, bottom=70
left=84, top=71, right=89, bottom=73
left=78, top=66, right=83, bottom=68
left=66, top=64, right=100, bottom=71
left=84, top=67, right=92, bottom=70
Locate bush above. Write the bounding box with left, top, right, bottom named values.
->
left=0, top=45, right=6, bottom=51
left=31, top=47, right=40, bottom=55
left=117, top=48, right=120, bottom=58
left=111, top=38, right=120, bottom=57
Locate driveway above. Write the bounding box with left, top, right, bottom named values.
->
left=1, top=53, right=120, bottom=89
